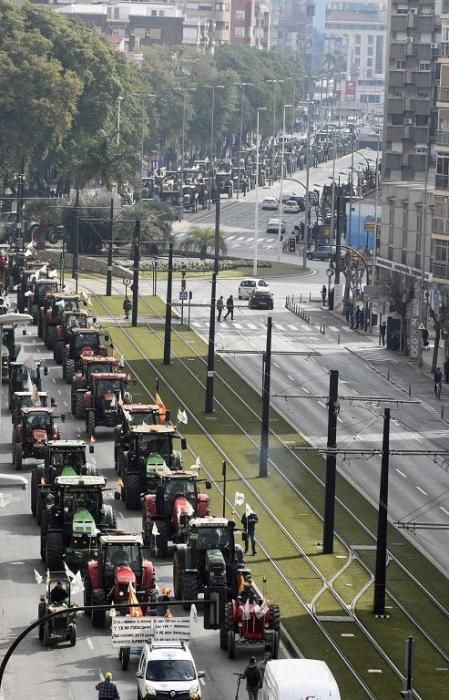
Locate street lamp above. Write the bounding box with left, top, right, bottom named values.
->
left=204, top=84, right=224, bottom=173
left=130, top=93, right=156, bottom=185
left=254, top=107, right=266, bottom=276
left=266, top=79, right=284, bottom=181
left=369, top=128, right=382, bottom=278
left=116, top=95, right=123, bottom=147
left=234, top=82, right=253, bottom=199
left=297, top=98, right=314, bottom=267
left=174, top=87, right=196, bottom=220
left=278, top=104, right=292, bottom=262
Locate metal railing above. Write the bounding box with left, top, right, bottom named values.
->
left=436, top=130, right=449, bottom=146
left=438, top=86, right=449, bottom=101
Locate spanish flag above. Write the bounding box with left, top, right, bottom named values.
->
left=128, top=585, right=143, bottom=618
left=155, top=391, right=167, bottom=423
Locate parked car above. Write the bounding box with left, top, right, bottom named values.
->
left=238, top=278, right=270, bottom=300
left=283, top=200, right=300, bottom=214
left=306, top=245, right=345, bottom=261
left=266, top=218, right=286, bottom=234
left=262, top=197, right=279, bottom=210
left=249, top=289, right=274, bottom=310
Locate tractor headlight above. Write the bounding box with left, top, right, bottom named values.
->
left=190, top=688, right=201, bottom=699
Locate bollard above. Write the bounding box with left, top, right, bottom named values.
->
left=441, top=405, right=445, bottom=420
left=307, top=314, right=310, bottom=323
left=323, top=324, right=325, bottom=335
left=309, top=291, right=312, bottom=302
left=337, top=332, right=340, bottom=345
left=387, top=368, right=390, bottom=381
left=408, top=385, right=411, bottom=397
left=300, top=293, right=303, bottom=304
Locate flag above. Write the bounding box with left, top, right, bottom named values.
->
left=119, top=354, right=125, bottom=368
left=26, top=371, right=33, bottom=394
left=71, top=570, right=85, bottom=595
left=256, top=598, right=269, bottom=619
left=34, top=569, right=43, bottom=584
left=176, top=408, right=188, bottom=425
left=234, top=492, right=245, bottom=507
left=110, top=393, right=117, bottom=409
left=46, top=569, right=50, bottom=585
left=242, top=598, right=251, bottom=620
left=128, top=586, right=143, bottom=617
left=189, top=603, right=198, bottom=624
left=64, top=562, right=75, bottom=580
left=152, top=522, right=159, bottom=536
left=245, top=503, right=254, bottom=517
left=237, top=571, right=245, bottom=594
left=32, top=384, right=41, bottom=406
left=110, top=603, right=116, bottom=618
left=155, top=391, right=167, bottom=422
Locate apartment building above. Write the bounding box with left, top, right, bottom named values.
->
left=324, top=1, right=387, bottom=108
left=271, top=0, right=315, bottom=53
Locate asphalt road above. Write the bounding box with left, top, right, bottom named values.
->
left=0, top=326, right=284, bottom=699
left=174, top=148, right=377, bottom=264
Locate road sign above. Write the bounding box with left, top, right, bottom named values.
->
left=179, top=291, right=188, bottom=300
left=111, top=616, right=191, bottom=648
left=123, top=279, right=131, bottom=287
left=417, top=323, right=426, bottom=330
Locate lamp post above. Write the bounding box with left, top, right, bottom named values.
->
left=278, top=104, right=292, bottom=262
left=174, top=87, right=195, bottom=220
left=235, top=82, right=253, bottom=199
left=297, top=99, right=313, bottom=267
left=205, top=84, right=224, bottom=173
left=130, top=93, right=156, bottom=186
left=116, top=95, right=123, bottom=146
left=254, top=107, right=266, bottom=277
left=370, top=128, right=382, bottom=278
left=266, top=79, right=284, bottom=182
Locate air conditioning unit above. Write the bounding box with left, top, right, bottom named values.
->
left=406, top=118, right=414, bottom=125
left=406, top=37, right=414, bottom=43
left=409, top=7, right=417, bottom=13
left=431, top=42, right=438, bottom=49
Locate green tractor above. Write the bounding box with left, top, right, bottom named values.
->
left=40, top=475, right=116, bottom=571
left=38, top=573, right=77, bottom=647
left=172, top=517, right=244, bottom=611
left=1, top=325, right=19, bottom=382
left=31, top=439, right=96, bottom=523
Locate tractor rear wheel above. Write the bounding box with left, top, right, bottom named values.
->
left=269, top=604, right=280, bottom=631
left=14, top=445, right=23, bottom=471
left=173, top=555, right=183, bottom=600
left=46, top=531, right=64, bottom=570
left=75, top=392, right=85, bottom=419
left=36, top=494, right=43, bottom=525
left=119, top=647, right=130, bottom=671
left=182, top=572, right=199, bottom=611
left=54, top=341, right=63, bottom=365
left=68, top=623, right=77, bottom=647
left=271, top=629, right=280, bottom=659
left=84, top=577, right=93, bottom=617
left=227, top=629, right=236, bottom=659
left=65, top=359, right=75, bottom=384
left=86, top=411, right=96, bottom=438
left=46, top=325, right=55, bottom=350
left=92, top=592, right=106, bottom=628
left=125, top=473, right=141, bottom=510
left=40, top=511, right=48, bottom=561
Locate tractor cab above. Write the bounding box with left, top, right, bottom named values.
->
left=127, top=424, right=184, bottom=468
left=13, top=406, right=61, bottom=470
left=9, top=361, right=43, bottom=407
left=63, top=329, right=111, bottom=383
left=11, top=390, right=48, bottom=424
left=119, top=403, right=161, bottom=429
left=72, top=356, right=119, bottom=417
left=100, top=534, right=145, bottom=589
left=38, top=573, right=77, bottom=648
left=158, top=472, right=199, bottom=517
left=85, top=372, right=131, bottom=436
left=54, top=310, right=90, bottom=364
left=40, top=292, right=82, bottom=346
left=28, top=279, right=59, bottom=321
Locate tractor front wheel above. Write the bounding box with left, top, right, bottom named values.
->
left=269, top=604, right=280, bottom=631
left=92, top=592, right=106, bottom=628
left=119, top=647, right=130, bottom=671
left=220, top=601, right=233, bottom=650
left=68, top=623, right=77, bottom=647
left=38, top=602, right=46, bottom=642
left=75, top=392, right=85, bottom=419
left=271, top=629, right=280, bottom=659
left=182, top=572, right=199, bottom=611
left=227, top=629, right=236, bottom=659
left=30, top=468, right=40, bottom=516
left=84, top=577, right=93, bottom=617
left=125, top=473, right=141, bottom=510
left=65, top=359, right=75, bottom=384
left=42, top=622, right=50, bottom=647
left=46, top=325, right=55, bottom=350
left=46, top=531, right=64, bottom=570
left=87, top=411, right=96, bottom=439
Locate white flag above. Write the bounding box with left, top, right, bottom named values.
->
left=245, top=503, right=254, bottom=517
left=242, top=598, right=251, bottom=620
left=119, top=354, right=125, bottom=368
left=256, top=598, right=269, bottom=619
left=26, top=371, right=33, bottom=394
left=110, top=393, right=117, bottom=409
left=110, top=603, right=116, bottom=618
left=64, top=561, right=75, bottom=580
left=70, top=570, right=85, bottom=595
left=34, top=569, right=43, bottom=584
left=176, top=408, right=188, bottom=425
left=190, top=603, right=198, bottom=624
left=234, top=492, right=245, bottom=507
left=152, top=522, right=160, bottom=536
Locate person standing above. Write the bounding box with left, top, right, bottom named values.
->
left=355, top=306, right=361, bottom=330
left=241, top=509, right=258, bottom=555
left=123, top=297, right=131, bottom=320
left=321, top=285, right=327, bottom=306
left=444, top=356, right=449, bottom=384
left=96, top=672, right=120, bottom=699
left=258, top=651, right=272, bottom=685
left=216, top=295, right=224, bottom=322
left=224, top=294, right=234, bottom=321
left=241, top=656, right=262, bottom=700
left=379, top=320, right=386, bottom=347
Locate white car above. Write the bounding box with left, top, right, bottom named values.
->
left=136, top=641, right=204, bottom=700
left=281, top=192, right=298, bottom=204
left=283, top=200, right=300, bottom=214
left=238, top=278, right=270, bottom=300
left=266, top=218, right=286, bottom=234
left=262, top=197, right=279, bottom=210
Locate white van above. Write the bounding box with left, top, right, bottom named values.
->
left=238, top=278, right=270, bottom=300
left=261, top=659, right=341, bottom=700
left=136, top=641, right=204, bottom=699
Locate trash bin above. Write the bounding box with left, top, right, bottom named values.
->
left=328, top=288, right=335, bottom=311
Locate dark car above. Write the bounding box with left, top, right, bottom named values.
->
left=248, top=290, right=274, bottom=310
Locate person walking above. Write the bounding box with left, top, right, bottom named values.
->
left=321, top=285, right=327, bottom=306
left=444, top=356, right=449, bottom=384
left=379, top=320, right=386, bottom=347
left=216, top=296, right=224, bottom=322
left=241, top=656, right=262, bottom=700
left=96, top=672, right=120, bottom=699
left=258, top=651, right=272, bottom=685
left=123, top=297, right=132, bottom=320
left=241, top=509, right=258, bottom=555
left=355, top=306, right=361, bottom=330
left=224, top=294, right=234, bottom=321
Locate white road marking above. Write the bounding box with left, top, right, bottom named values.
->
left=235, top=236, right=245, bottom=241
left=302, top=387, right=310, bottom=393
left=246, top=323, right=257, bottom=329
left=395, top=469, right=407, bottom=479
left=57, top=389, right=62, bottom=395
left=288, top=324, right=297, bottom=330
left=287, top=375, right=295, bottom=382
left=200, top=677, right=206, bottom=686
left=318, top=401, right=326, bottom=408
left=52, top=377, right=56, bottom=383
left=276, top=324, right=285, bottom=331
left=439, top=506, right=449, bottom=516
left=63, top=401, right=68, bottom=407
left=226, top=235, right=236, bottom=241
left=231, top=244, right=241, bottom=248
left=87, top=637, right=94, bottom=650
left=337, top=416, right=343, bottom=423
left=272, top=361, right=280, bottom=368
left=329, top=326, right=339, bottom=332
left=416, top=486, right=428, bottom=496
left=233, top=323, right=243, bottom=329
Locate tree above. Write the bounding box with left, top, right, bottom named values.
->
left=379, top=272, right=415, bottom=353
left=428, top=292, right=449, bottom=373
left=180, top=225, right=227, bottom=259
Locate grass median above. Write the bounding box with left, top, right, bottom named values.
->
left=94, top=295, right=449, bottom=698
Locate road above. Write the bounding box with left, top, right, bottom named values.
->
left=0, top=325, right=285, bottom=699
left=174, top=148, right=376, bottom=264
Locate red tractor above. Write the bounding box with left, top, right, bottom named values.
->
left=71, top=354, right=119, bottom=417
left=12, top=406, right=63, bottom=471
left=84, top=533, right=157, bottom=628
left=27, top=279, right=59, bottom=323
left=222, top=584, right=280, bottom=659
left=84, top=372, right=132, bottom=437
left=39, top=292, right=82, bottom=348
left=53, top=310, right=90, bottom=365
left=62, top=328, right=111, bottom=383
left=142, top=470, right=211, bottom=557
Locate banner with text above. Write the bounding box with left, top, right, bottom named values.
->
left=111, top=616, right=191, bottom=648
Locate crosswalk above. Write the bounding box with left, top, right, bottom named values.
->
left=173, top=230, right=278, bottom=250
left=191, top=319, right=318, bottom=333
left=351, top=347, right=402, bottom=364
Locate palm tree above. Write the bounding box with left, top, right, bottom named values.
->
left=180, top=225, right=227, bottom=259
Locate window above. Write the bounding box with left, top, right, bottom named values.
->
left=216, top=2, right=226, bottom=8
left=395, top=60, right=406, bottom=69
left=368, top=46, right=373, bottom=56
left=234, top=26, right=245, bottom=37
left=355, top=34, right=361, bottom=44
left=368, top=35, right=374, bottom=44
left=436, top=155, right=449, bottom=189
left=355, top=46, right=360, bottom=55
left=367, top=70, right=373, bottom=78
left=235, top=9, right=245, bottom=20
left=402, top=204, right=408, bottom=249
left=114, top=7, right=119, bottom=18
left=418, top=61, right=431, bottom=71
left=367, top=58, right=373, bottom=67
left=416, top=115, right=428, bottom=126
left=148, top=27, right=161, bottom=39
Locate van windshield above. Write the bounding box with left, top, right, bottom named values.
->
left=146, top=659, right=195, bottom=681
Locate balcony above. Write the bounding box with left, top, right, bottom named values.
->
left=435, top=173, right=449, bottom=190
left=388, top=97, right=404, bottom=114
left=412, top=71, right=432, bottom=88
left=441, top=42, right=449, bottom=58
left=389, top=70, right=406, bottom=87
left=436, top=130, right=449, bottom=146
left=438, top=87, right=449, bottom=102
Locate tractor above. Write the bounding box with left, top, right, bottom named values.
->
left=27, top=278, right=59, bottom=323
left=221, top=575, right=280, bottom=659
left=8, top=360, right=44, bottom=410
left=117, top=424, right=187, bottom=510
left=71, top=354, right=119, bottom=417
left=142, top=470, right=211, bottom=557
left=53, top=310, right=90, bottom=365
left=113, top=403, right=161, bottom=468
left=38, top=573, right=77, bottom=647
left=12, top=406, right=63, bottom=471
left=1, top=325, right=19, bottom=382
left=172, top=517, right=244, bottom=611
left=11, top=390, right=48, bottom=425
left=84, top=533, right=157, bottom=628
left=31, top=439, right=96, bottom=522
left=84, top=372, right=132, bottom=437
left=62, top=328, right=111, bottom=383
left=40, top=474, right=115, bottom=571
left=39, top=292, right=82, bottom=348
